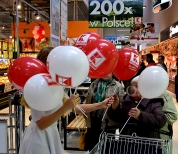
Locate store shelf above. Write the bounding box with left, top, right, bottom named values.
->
left=0, top=70, right=7, bottom=75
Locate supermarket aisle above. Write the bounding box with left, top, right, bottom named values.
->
left=0, top=93, right=178, bottom=154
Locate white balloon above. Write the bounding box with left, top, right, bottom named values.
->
left=24, top=73, right=64, bottom=111
left=47, top=46, right=89, bottom=88
left=138, top=66, right=169, bottom=99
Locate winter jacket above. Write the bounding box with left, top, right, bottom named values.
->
left=107, top=95, right=167, bottom=139
left=158, top=91, right=178, bottom=139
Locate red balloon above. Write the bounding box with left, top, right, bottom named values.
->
left=113, top=48, right=140, bottom=80
left=37, top=29, right=43, bottom=35
left=39, top=26, right=44, bottom=30
left=8, top=57, right=49, bottom=91
left=83, top=39, right=118, bottom=78
left=39, top=34, right=44, bottom=39
left=36, top=38, right=41, bottom=43
left=75, top=32, right=102, bottom=50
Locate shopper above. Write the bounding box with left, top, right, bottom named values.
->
left=107, top=76, right=167, bottom=138
left=158, top=55, right=167, bottom=72
left=146, top=53, right=157, bottom=67
left=74, top=73, right=125, bottom=151
left=19, top=47, right=80, bottom=154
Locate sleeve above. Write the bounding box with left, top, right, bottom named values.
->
left=161, top=92, right=178, bottom=124
left=139, top=102, right=167, bottom=128
left=107, top=105, right=121, bottom=123
left=30, top=108, right=45, bottom=122
left=116, top=81, right=125, bottom=102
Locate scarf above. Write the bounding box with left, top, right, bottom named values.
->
left=94, top=79, right=113, bottom=103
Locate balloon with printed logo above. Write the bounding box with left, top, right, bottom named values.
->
left=24, top=73, right=64, bottom=111
left=83, top=39, right=118, bottom=78
left=113, top=48, right=140, bottom=80
left=8, top=57, right=49, bottom=91
left=47, top=46, right=89, bottom=88
left=75, top=32, right=102, bottom=50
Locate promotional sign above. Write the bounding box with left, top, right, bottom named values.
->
left=61, top=0, right=68, bottom=40
left=153, top=0, right=172, bottom=13
left=170, top=21, right=178, bottom=38
left=88, top=0, right=143, bottom=28
left=130, top=22, right=159, bottom=50
left=105, top=36, right=125, bottom=45
left=50, top=0, right=60, bottom=47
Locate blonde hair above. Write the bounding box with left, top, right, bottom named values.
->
left=20, top=95, right=30, bottom=109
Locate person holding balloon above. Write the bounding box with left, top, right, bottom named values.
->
left=18, top=47, right=81, bottom=154
left=74, top=73, right=125, bottom=151
left=107, top=76, right=167, bottom=139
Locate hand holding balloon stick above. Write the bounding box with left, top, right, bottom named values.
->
left=101, top=86, right=118, bottom=121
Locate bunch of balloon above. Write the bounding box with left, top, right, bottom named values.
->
left=113, top=48, right=140, bottom=80
left=8, top=57, right=64, bottom=111
left=32, top=25, right=45, bottom=43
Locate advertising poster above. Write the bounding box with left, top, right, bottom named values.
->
left=19, top=38, right=35, bottom=52
left=88, top=0, right=143, bottom=28
left=152, top=0, right=172, bottom=13
left=105, top=36, right=125, bottom=46
left=130, top=22, right=159, bottom=50
left=50, top=0, right=60, bottom=47
left=61, top=0, right=68, bottom=40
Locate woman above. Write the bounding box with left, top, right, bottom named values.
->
left=107, top=76, right=167, bottom=138
left=74, top=73, right=125, bottom=151
left=19, top=47, right=80, bottom=154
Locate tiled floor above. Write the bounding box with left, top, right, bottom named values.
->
left=0, top=91, right=178, bottom=154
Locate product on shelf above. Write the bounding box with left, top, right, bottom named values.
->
left=0, top=76, right=15, bottom=93
left=0, top=59, right=10, bottom=70
left=20, top=53, right=38, bottom=58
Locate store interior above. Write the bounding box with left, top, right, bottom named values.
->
left=0, top=0, right=178, bottom=154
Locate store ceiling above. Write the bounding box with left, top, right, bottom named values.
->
left=0, top=0, right=88, bottom=38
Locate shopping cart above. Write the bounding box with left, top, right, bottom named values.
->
left=89, top=131, right=171, bottom=154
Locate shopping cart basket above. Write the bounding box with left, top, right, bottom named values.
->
left=89, top=132, right=171, bottom=154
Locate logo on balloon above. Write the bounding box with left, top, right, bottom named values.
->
left=76, top=34, right=91, bottom=46
left=87, top=48, right=106, bottom=70
left=129, top=53, right=139, bottom=67
left=42, top=74, right=58, bottom=86
left=46, top=61, right=49, bottom=70
left=55, top=74, right=72, bottom=87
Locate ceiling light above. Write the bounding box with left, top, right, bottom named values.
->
left=17, top=3, right=21, bottom=9
left=35, top=13, right=40, bottom=20
left=143, top=6, right=146, bottom=9
left=2, top=26, right=5, bottom=29
left=9, top=36, right=12, bottom=38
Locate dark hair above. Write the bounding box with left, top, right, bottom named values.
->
left=125, top=42, right=130, bottom=45
left=146, top=53, right=153, bottom=60
left=158, top=55, right=165, bottom=60
left=147, top=23, right=154, bottom=27
left=36, top=47, right=54, bottom=65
